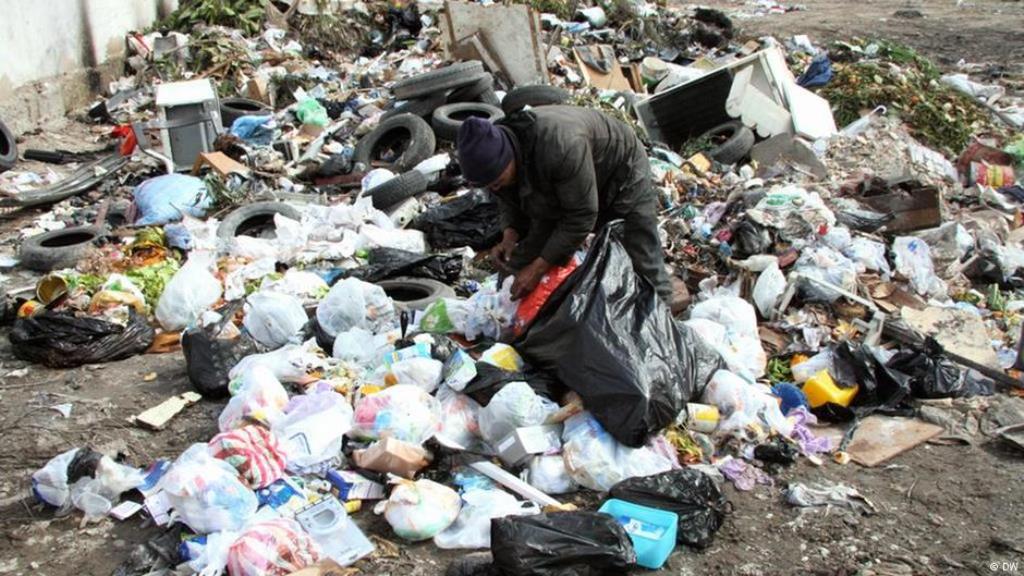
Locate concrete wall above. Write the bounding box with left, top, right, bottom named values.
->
left=0, top=0, right=179, bottom=133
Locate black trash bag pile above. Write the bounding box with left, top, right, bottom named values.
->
left=606, top=468, right=729, bottom=549
left=887, top=337, right=995, bottom=399
left=515, top=222, right=721, bottom=447
left=181, top=304, right=259, bottom=398
left=831, top=341, right=912, bottom=416
left=349, top=247, right=463, bottom=284
left=491, top=512, right=637, bottom=576
left=10, top=310, right=155, bottom=368
left=410, top=189, right=502, bottom=250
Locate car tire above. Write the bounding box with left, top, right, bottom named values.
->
left=377, top=277, right=456, bottom=311
left=501, top=85, right=569, bottom=114
left=217, top=202, right=303, bottom=241
left=393, top=61, right=485, bottom=100
left=20, top=226, right=103, bottom=272
left=701, top=121, right=755, bottom=165
left=220, top=97, right=272, bottom=130
left=0, top=119, right=16, bottom=174
left=353, top=113, right=436, bottom=173
left=447, top=73, right=494, bottom=103
left=381, top=91, right=447, bottom=122
left=364, top=170, right=429, bottom=210
left=431, top=103, right=505, bottom=142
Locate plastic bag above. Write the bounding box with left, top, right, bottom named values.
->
left=156, top=251, right=223, bottom=331
left=434, top=489, right=538, bottom=549
left=435, top=386, right=482, bottom=450
left=208, top=425, right=287, bottom=489
left=243, top=291, right=308, bottom=349
left=227, top=518, right=323, bottom=576
left=791, top=349, right=834, bottom=384
left=230, top=340, right=325, bottom=384
left=272, top=391, right=353, bottom=473
left=259, top=269, right=329, bottom=302
left=892, top=237, right=948, bottom=299
left=420, top=278, right=517, bottom=341
left=352, top=384, right=442, bottom=444
left=10, top=310, right=155, bottom=368
left=513, top=259, right=580, bottom=336
left=332, top=327, right=391, bottom=368
left=701, top=370, right=793, bottom=437
left=793, top=245, right=858, bottom=302
left=295, top=98, right=329, bottom=127
left=183, top=305, right=260, bottom=398
left=561, top=412, right=675, bottom=491
left=349, top=247, right=463, bottom=284
left=887, top=338, right=994, bottom=399
left=516, top=223, right=718, bottom=447
left=159, top=443, right=259, bottom=534
left=379, top=478, right=461, bottom=541
left=387, top=357, right=444, bottom=393
left=218, top=365, right=290, bottom=432
left=846, top=236, right=891, bottom=276
left=607, top=468, right=729, bottom=549
left=316, top=277, right=397, bottom=338
left=477, top=381, right=558, bottom=445
left=133, top=174, right=213, bottom=226
left=832, top=341, right=911, bottom=414
left=32, top=448, right=82, bottom=510
left=752, top=262, right=786, bottom=318
left=491, top=511, right=637, bottom=576
left=527, top=454, right=577, bottom=495
left=230, top=114, right=276, bottom=146
left=688, top=295, right=765, bottom=381
left=409, top=189, right=502, bottom=250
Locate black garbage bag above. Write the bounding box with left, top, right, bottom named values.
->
left=410, top=190, right=502, bottom=250
left=832, top=341, right=911, bottom=414
left=490, top=512, right=637, bottom=576
left=515, top=222, right=720, bottom=447
left=461, top=362, right=566, bottom=407
left=606, top=468, right=729, bottom=549
left=10, top=310, right=154, bottom=368
left=181, top=304, right=259, bottom=398
left=887, top=337, right=995, bottom=399
left=349, top=247, right=463, bottom=284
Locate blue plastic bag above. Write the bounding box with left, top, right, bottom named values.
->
left=133, top=174, right=213, bottom=226
left=798, top=53, right=833, bottom=88
left=230, top=115, right=276, bottom=146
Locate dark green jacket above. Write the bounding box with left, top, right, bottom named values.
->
left=494, top=105, right=653, bottom=266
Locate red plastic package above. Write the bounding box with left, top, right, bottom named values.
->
left=513, top=259, right=580, bottom=336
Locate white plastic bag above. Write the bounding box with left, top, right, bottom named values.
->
left=32, top=448, right=80, bottom=510
left=478, top=382, right=558, bottom=445
left=527, top=454, right=577, bottom=495
left=155, top=251, right=223, bottom=331
left=219, top=365, right=290, bottom=432
left=793, top=245, right=857, bottom=302
left=332, top=327, right=392, bottom=368
left=435, top=385, right=482, bottom=450
left=317, top=277, right=397, bottom=338
left=701, top=370, right=793, bottom=437
left=791, top=349, right=834, bottom=383
left=388, top=357, right=443, bottom=393
left=230, top=340, right=325, bottom=384
left=260, top=269, right=329, bottom=302
left=846, top=237, right=891, bottom=276
left=273, top=391, right=353, bottom=473
left=752, top=262, right=786, bottom=318
left=561, top=412, right=674, bottom=491
left=433, top=489, right=537, bottom=549
left=892, top=237, right=948, bottom=299
left=352, top=384, right=442, bottom=444
left=378, top=478, right=461, bottom=541
left=158, top=444, right=259, bottom=534
left=243, top=291, right=308, bottom=349
left=688, top=295, right=766, bottom=380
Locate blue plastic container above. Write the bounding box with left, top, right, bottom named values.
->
left=599, top=498, right=678, bottom=569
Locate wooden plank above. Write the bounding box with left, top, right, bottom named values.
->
left=845, top=416, right=943, bottom=467
left=442, top=1, right=548, bottom=86
left=131, top=392, right=203, bottom=431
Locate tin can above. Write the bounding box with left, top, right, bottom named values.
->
left=970, top=162, right=1015, bottom=188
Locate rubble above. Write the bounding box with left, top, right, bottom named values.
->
left=1, top=0, right=1023, bottom=575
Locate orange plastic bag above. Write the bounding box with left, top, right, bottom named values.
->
left=513, top=259, right=579, bottom=336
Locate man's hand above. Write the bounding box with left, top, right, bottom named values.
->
left=511, top=257, right=551, bottom=300
left=490, top=228, right=520, bottom=271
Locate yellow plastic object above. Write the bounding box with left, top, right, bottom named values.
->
left=802, top=370, right=858, bottom=408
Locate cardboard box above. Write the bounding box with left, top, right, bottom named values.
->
left=353, top=437, right=431, bottom=479
left=496, top=424, right=563, bottom=468
left=326, top=470, right=385, bottom=501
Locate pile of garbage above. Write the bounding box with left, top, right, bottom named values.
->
left=1, top=0, right=1023, bottom=575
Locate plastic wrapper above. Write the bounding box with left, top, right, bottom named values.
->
left=352, top=384, right=442, bottom=444
left=516, top=223, right=720, bottom=447
left=349, top=247, right=463, bottom=284
left=316, top=277, right=397, bottom=338
left=272, top=391, right=353, bottom=473
left=378, top=478, right=461, bottom=541
left=158, top=443, right=259, bottom=534
left=477, top=381, right=558, bottom=445
left=155, top=251, right=223, bottom=331
left=513, top=259, right=580, bottom=336
left=409, top=189, right=502, bottom=250
left=227, top=518, right=323, bottom=576
left=436, top=385, right=482, bottom=450
left=701, top=370, right=793, bottom=437
left=434, top=489, right=538, bottom=549
left=388, top=357, right=444, bottom=393
left=687, top=295, right=765, bottom=381
left=747, top=186, right=836, bottom=240
left=491, top=511, right=637, bottom=576
left=793, top=245, right=857, bottom=302
left=243, top=291, right=308, bottom=350
left=561, top=412, right=675, bottom=491
left=133, top=174, right=212, bottom=226
left=892, top=237, right=948, bottom=299
left=607, top=468, right=729, bottom=549
left=10, top=310, right=154, bottom=369
left=208, top=425, right=287, bottom=489
left=218, top=365, right=290, bottom=432
left=527, top=454, right=577, bottom=495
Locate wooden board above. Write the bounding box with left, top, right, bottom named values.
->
left=441, top=1, right=548, bottom=86
left=823, top=416, right=944, bottom=467
left=131, top=392, right=202, bottom=431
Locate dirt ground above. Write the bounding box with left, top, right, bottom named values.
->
left=2, top=1, right=1024, bottom=575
